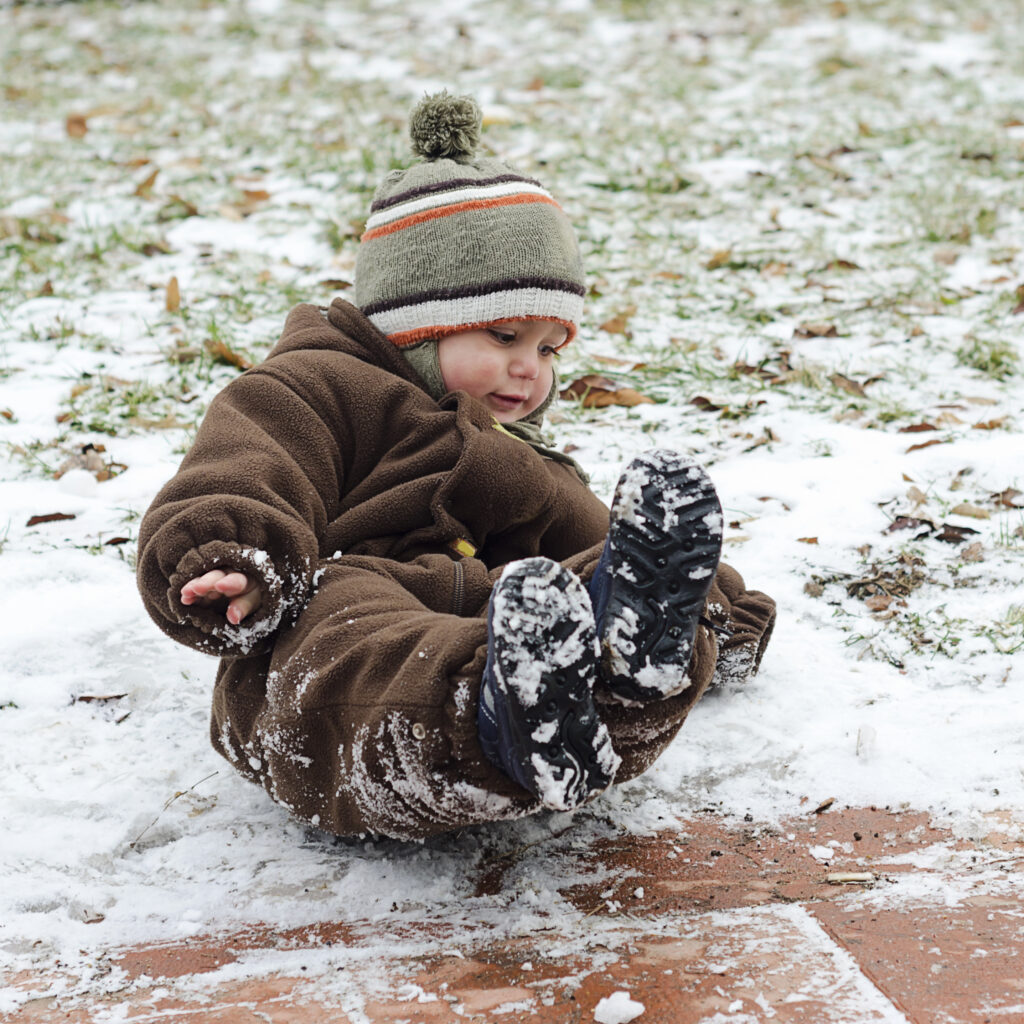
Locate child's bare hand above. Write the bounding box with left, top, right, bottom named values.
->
left=180, top=570, right=262, bottom=625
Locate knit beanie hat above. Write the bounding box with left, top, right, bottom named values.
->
left=354, top=92, right=585, bottom=348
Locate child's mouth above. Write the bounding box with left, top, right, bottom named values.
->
left=490, top=393, right=527, bottom=411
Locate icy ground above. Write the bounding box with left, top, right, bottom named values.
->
left=1, top=0, right=1022, bottom=1013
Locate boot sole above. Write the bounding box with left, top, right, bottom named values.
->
left=601, top=451, right=723, bottom=701
left=489, top=558, right=619, bottom=810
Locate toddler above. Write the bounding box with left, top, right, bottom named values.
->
left=138, top=93, right=775, bottom=839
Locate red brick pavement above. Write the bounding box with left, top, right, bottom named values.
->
left=4, top=808, right=1021, bottom=1024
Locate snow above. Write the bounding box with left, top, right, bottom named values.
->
left=594, top=990, right=646, bottom=1023
left=1, top=0, right=1023, bottom=1015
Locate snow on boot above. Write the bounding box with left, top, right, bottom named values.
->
left=590, top=450, right=723, bottom=702
left=478, top=557, right=620, bottom=811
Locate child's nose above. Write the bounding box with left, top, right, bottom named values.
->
left=511, top=350, right=539, bottom=379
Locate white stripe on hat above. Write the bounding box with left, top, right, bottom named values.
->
left=365, top=180, right=556, bottom=230
left=366, top=286, right=584, bottom=337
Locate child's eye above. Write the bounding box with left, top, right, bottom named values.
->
left=539, top=345, right=558, bottom=358
left=488, top=329, right=516, bottom=344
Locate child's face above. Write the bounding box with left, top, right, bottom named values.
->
left=437, top=320, right=566, bottom=423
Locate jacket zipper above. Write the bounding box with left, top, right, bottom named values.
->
left=452, top=559, right=466, bottom=617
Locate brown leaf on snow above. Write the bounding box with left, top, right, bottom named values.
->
left=165, top=276, right=180, bottom=312
left=598, top=307, right=636, bottom=335
left=690, top=395, right=724, bottom=412
left=794, top=322, right=838, bottom=338
left=732, top=362, right=776, bottom=382
left=950, top=467, right=971, bottom=491
left=319, top=278, right=352, bottom=290
left=865, top=594, right=892, bottom=612
left=1013, top=284, right=1024, bottom=315
left=797, top=536, right=819, bottom=545
left=906, top=485, right=928, bottom=506
left=26, top=512, right=77, bottom=527
left=973, top=418, right=1006, bottom=430
left=992, top=487, right=1024, bottom=508
left=592, top=354, right=646, bottom=370
left=66, top=113, right=89, bottom=138
left=222, top=189, right=272, bottom=218
left=54, top=443, right=126, bottom=482
left=204, top=337, right=253, bottom=371
left=886, top=515, right=932, bottom=534
left=560, top=374, right=654, bottom=408
left=906, top=438, right=947, bottom=453
left=898, top=422, right=937, bottom=433
left=705, top=249, right=732, bottom=271
left=949, top=503, right=991, bottom=520
left=134, top=168, right=159, bottom=199
left=935, top=523, right=980, bottom=544
left=961, top=541, right=985, bottom=563
left=829, top=373, right=866, bottom=396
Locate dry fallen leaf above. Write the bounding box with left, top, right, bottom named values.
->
left=559, top=373, right=654, bottom=408
left=899, top=422, right=937, bottom=433
left=973, top=418, right=1006, bottom=430
left=935, top=523, right=980, bottom=544
left=134, top=168, right=159, bottom=199
left=906, top=485, right=928, bottom=506
left=886, top=515, right=932, bottom=534
left=66, top=113, right=88, bottom=138
left=319, top=278, right=352, bottom=290
left=598, top=308, right=636, bottom=335
left=950, top=503, right=991, bottom=520
left=829, top=373, right=866, bottom=396
left=961, top=541, right=985, bottom=563
left=705, top=249, right=732, bottom=271
left=690, top=395, right=724, bottom=412
left=906, top=438, right=947, bottom=453
left=794, top=322, right=838, bottom=338
left=27, top=512, right=77, bottom=526
left=797, top=536, right=819, bottom=545
left=804, top=581, right=825, bottom=597
left=165, top=276, right=180, bottom=312
left=991, top=487, right=1024, bottom=508
left=204, top=337, right=253, bottom=371
left=865, top=594, right=892, bottom=612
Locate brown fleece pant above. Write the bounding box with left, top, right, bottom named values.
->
left=210, top=550, right=773, bottom=840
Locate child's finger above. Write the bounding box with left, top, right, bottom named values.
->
left=226, top=588, right=263, bottom=625
left=213, top=571, right=252, bottom=597
left=181, top=569, right=228, bottom=603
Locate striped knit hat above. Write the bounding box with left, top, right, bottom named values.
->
left=354, top=92, right=585, bottom=349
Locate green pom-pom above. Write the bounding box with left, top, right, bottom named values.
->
left=409, top=91, right=481, bottom=162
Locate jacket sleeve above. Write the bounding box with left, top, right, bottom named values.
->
left=137, top=364, right=345, bottom=657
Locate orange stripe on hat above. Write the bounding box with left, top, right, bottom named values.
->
left=386, top=316, right=577, bottom=349
left=361, top=193, right=561, bottom=243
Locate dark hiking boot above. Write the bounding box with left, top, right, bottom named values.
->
left=478, top=557, right=620, bottom=811
left=589, top=450, right=724, bottom=702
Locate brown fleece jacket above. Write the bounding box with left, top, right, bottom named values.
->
left=137, top=299, right=775, bottom=839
